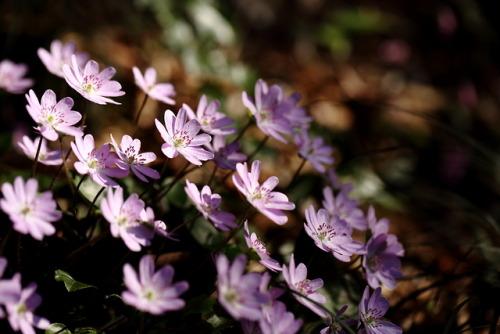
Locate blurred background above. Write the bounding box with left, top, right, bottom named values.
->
left=1, top=0, right=500, bottom=333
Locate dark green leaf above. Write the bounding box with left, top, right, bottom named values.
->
left=54, top=269, right=97, bottom=292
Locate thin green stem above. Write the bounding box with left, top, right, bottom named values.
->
left=72, top=175, right=88, bottom=218
left=286, top=156, right=307, bottom=190
left=49, top=138, right=73, bottom=191
left=169, top=212, right=202, bottom=235
left=30, top=136, right=43, bottom=178
left=133, top=94, right=149, bottom=137
left=230, top=118, right=253, bottom=145
left=207, top=164, right=218, bottom=187
left=155, top=161, right=192, bottom=201
left=247, top=135, right=269, bottom=161
left=86, top=186, right=105, bottom=220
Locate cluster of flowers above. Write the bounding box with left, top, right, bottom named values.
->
left=0, top=38, right=404, bottom=334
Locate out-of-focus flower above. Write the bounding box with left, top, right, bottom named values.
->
left=363, top=233, right=403, bottom=290
left=322, top=185, right=367, bottom=232
left=140, top=206, right=177, bottom=240
left=358, top=287, right=402, bottom=334
left=0, top=59, right=33, bottom=94
left=71, top=134, right=128, bottom=187
left=244, top=220, right=281, bottom=272
left=37, top=40, right=88, bottom=78
left=205, top=135, right=247, bottom=170
left=132, top=66, right=175, bottom=105
left=184, top=180, right=237, bottom=231
left=216, top=254, right=270, bottom=321
left=242, top=79, right=294, bottom=143
left=2, top=274, right=50, bottom=334
left=25, top=89, right=82, bottom=141
left=282, top=253, right=327, bottom=317
left=366, top=206, right=404, bottom=257
left=18, top=136, right=64, bottom=166
left=63, top=55, right=125, bottom=105
left=294, top=131, right=335, bottom=173
left=438, top=6, right=457, bottom=37
left=155, top=108, right=214, bottom=165
left=278, top=92, right=312, bottom=132
left=122, top=255, right=188, bottom=315
left=101, top=187, right=153, bottom=252
left=378, top=39, right=411, bottom=65
left=0, top=177, right=60, bottom=240
left=304, top=205, right=364, bottom=262
left=110, top=134, right=160, bottom=182
left=233, top=160, right=295, bottom=225
left=184, top=95, right=236, bottom=135
left=259, top=301, right=303, bottom=334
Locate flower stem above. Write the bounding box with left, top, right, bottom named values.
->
left=155, top=161, right=192, bottom=201
left=72, top=174, right=88, bottom=218
left=170, top=212, right=202, bottom=235
left=133, top=94, right=149, bottom=136
left=207, top=164, right=218, bottom=187
left=286, top=156, right=307, bottom=190
left=247, top=135, right=269, bottom=161
left=139, top=158, right=169, bottom=199
left=30, top=136, right=43, bottom=178
left=230, top=118, right=253, bottom=145
left=86, top=186, right=105, bottom=220
left=49, top=138, right=73, bottom=191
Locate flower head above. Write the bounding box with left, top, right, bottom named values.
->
left=363, top=233, right=403, bottom=290
left=71, top=134, right=128, bottom=187
left=155, top=108, right=214, bottom=165
left=322, top=185, right=367, bottom=232
left=304, top=205, right=365, bottom=262
left=100, top=187, right=153, bottom=252
left=0, top=177, right=60, bottom=240
left=0, top=59, right=33, bottom=94
left=140, top=206, right=177, bottom=240
left=282, top=253, right=327, bottom=317
left=37, top=39, right=88, bottom=78
left=205, top=135, right=247, bottom=170
left=358, top=287, right=402, bottom=334
left=184, top=180, right=237, bottom=231
left=244, top=220, right=281, bottom=272
left=110, top=134, right=160, bottom=182
left=18, top=136, right=64, bottom=166
left=295, top=131, right=335, bottom=173
left=25, top=89, right=82, bottom=141
left=259, top=301, right=303, bottom=334
left=184, top=95, right=236, bottom=135
left=122, top=255, right=188, bottom=315
left=216, top=254, right=270, bottom=321
left=233, top=160, right=295, bottom=225
left=63, top=55, right=125, bottom=105
left=132, top=66, right=175, bottom=105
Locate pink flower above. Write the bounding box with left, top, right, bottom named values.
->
left=155, top=108, right=214, bottom=165
left=140, top=206, right=177, bottom=240
left=232, top=160, right=295, bottom=225
left=63, top=55, right=125, bottom=105
left=358, top=287, right=402, bottom=334
left=37, top=39, right=88, bottom=78
left=259, top=301, right=303, bottom=334
left=243, top=220, right=281, bottom=272
left=322, top=185, right=367, bottom=232
left=294, top=131, right=335, bottom=173
left=122, top=255, right=188, bottom=315
left=184, top=180, right=237, bottom=231
left=110, top=134, right=160, bottom=182
left=184, top=95, right=236, bottom=135
left=282, top=253, right=327, bottom=317
left=0, top=176, right=60, bottom=240
left=216, top=254, right=270, bottom=321
left=100, top=187, right=153, bottom=252
left=18, top=136, right=64, bottom=166
left=25, top=89, right=82, bottom=141
left=0, top=59, right=33, bottom=94
left=1, top=273, right=50, bottom=334
left=205, top=134, right=247, bottom=170
left=132, top=66, right=175, bottom=105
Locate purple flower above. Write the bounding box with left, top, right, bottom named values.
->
left=155, top=108, right=214, bottom=165
left=259, top=301, right=303, bottom=334
left=232, top=160, right=295, bottom=225
left=18, top=136, right=64, bottom=166
left=184, top=180, right=237, bottom=231
left=71, top=134, right=128, bottom=187
left=304, top=205, right=364, bottom=262
left=366, top=206, right=404, bottom=257
left=216, top=254, right=270, bottom=321
left=282, top=253, right=327, bottom=317
left=132, top=66, right=175, bottom=105
left=205, top=134, right=247, bottom=170
left=37, top=39, right=88, bottom=78
left=110, top=134, right=160, bottom=182
left=358, top=286, right=402, bottom=334
left=122, top=255, right=188, bottom=315
left=140, top=206, right=177, bottom=240
left=320, top=305, right=356, bottom=334
left=184, top=95, right=236, bottom=135
left=0, top=59, right=33, bottom=94
left=242, top=79, right=294, bottom=143
left=322, top=185, right=367, bottom=232
left=0, top=273, right=50, bottom=334
left=363, top=233, right=403, bottom=290
left=294, top=131, right=335, bottom=173
left=101, top=187, right=153, bottom=252
left=25, top=89, right=82, bottom=141
left=63, top=55, right=125, bottom=105
left=243, top=220, right=281, bottom=272
left=0, top=177, right=60, bottom=240
left=279, top=92, right=312, bottom=131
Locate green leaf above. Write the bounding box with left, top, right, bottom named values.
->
left=45, top=323, right=72, bottom=334
left=75, top=329, right=99, bottom=334
left=54, top=269, right=97, bottom=292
